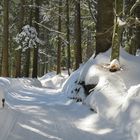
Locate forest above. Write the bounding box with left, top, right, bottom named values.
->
left=0, top=0, right=140, bottom=140
left=0, top=0, right=139, bottom=78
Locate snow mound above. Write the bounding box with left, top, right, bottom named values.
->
left=84, top=49, right=140, bottom=122
left=62, top=68, right=82, bottom=96
left=117, top=85, right=140, bottom=140
left=63, top=48, right=140, bottom=140
left=85, top=74, right=126, bottom=119
left=121, top=85, right=140, bottom=123
left=109, top=59, right=121, bottom=72
left=39, top=71, right=68, bottom=89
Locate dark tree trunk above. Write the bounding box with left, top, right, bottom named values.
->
left=74, top=0, right=82, bottom=69
left=95, top=0, right=114, bottom=55
left=15, top=0, right=25, bottom=77
left=86, top=28, right=94, bottom=61
left=32, top=0, right=40, bottom=78
left=24, top=49, right=31, bottom=77
left=23, top=0, right=33, bottom=77
left=124, top=0, right=136, bottom=55
left=1, top=0, right=9, bottom=77
left=56, top=0, right=62, bottom=74
left=66, top=0, right=71, bottom=75
left=135, top=2, right=140, bottom=51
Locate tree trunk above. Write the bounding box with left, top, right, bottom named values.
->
left=74, top=0, right=82, bottom=69
left=15, top=0, right=25, bottom=77
left=32, top=0, right=39, bottom=78
left=124, top=0, right=136, bottom=55
left=1, top=0, right=9, bottom=77
left=66, top=0, right=71, bottom=75
left=95, top=0, right=114, bottom=55
left=23, top=0, right=33, bottom=77
left=56, top=0, right=62, bottom=74
left=111, top=0, right=123, bottom=61
left=86, top=28, right=93, bottom=61
left=135, top=2, right=140, bottom=51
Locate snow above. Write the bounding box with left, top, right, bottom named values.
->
left=39, top=71, right=68, bottom=89
left=109, top=59, right=121, bottom=71
left=0, top=88, right=4, bottom=108
left=117, top=17, right=126, bottom=26
left=63, top=48, right=140, bottom=140
left=15, top=25, right=43, bottom=51
left=0, top=48, right=140, bottom=140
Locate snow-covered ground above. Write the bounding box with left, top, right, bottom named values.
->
left=0, top=78, right=92, bottom=140
left=0, top=48, right=140, bottom=140
left=63, top=48, right=140, bottom=140
left=39, top=71, right=68, bottom=89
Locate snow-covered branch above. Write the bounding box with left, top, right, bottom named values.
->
left=15, top=25, right=44, bottom=51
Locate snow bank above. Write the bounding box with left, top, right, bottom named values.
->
left=0, top=78, right=42, bottom=107
left=84, top=49, right=140, bottom=122
left=0, top=88, right=5, bottom=108
left=118, top=84, right=140, bottom=139
left=39, top=71, right=68, bottom=89
left=63, top=48, right=140, bottom=140
left=62, top=68, right=81, bottom=95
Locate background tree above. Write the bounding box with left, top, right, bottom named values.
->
left=74, top=0, right=82, bottom=69
left=1, top=0, right=9, bottom=77
left=15, top=0, right=25, bottom=77
left=66, top=0, right=71, bottom=75
left=32, top=0, right=40, bottom=78
left=56, top=0, right=62, bottom=74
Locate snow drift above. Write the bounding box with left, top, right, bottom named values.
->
left=63, top=48, right=140, bottom=140
left=39, top=71, right=68, bottom=89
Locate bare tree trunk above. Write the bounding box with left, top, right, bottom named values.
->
left=134, top=1, right=140, bottom=52
left=86, top=28, right=93, bottom=60
left=56, top=0, right=62, bottom=74
left=15, top=0, right=25, bottom=77
left=111, top=0, right=123, bottom=61
left=124, top=0, right=136, bottom=55
left=95, top=0, right=114, bottom=55
left=74, top=0, right=82, bottom=70
left=32, top=0, right=39, bottom=78
left=66, top=0, right=71, bottom=75
left=23, top=0, right=33, bottom=77
left=1, top=0, right=9, bottom=77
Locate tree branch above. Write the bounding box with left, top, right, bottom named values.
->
left=130, top=0, right=140, bottom=15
